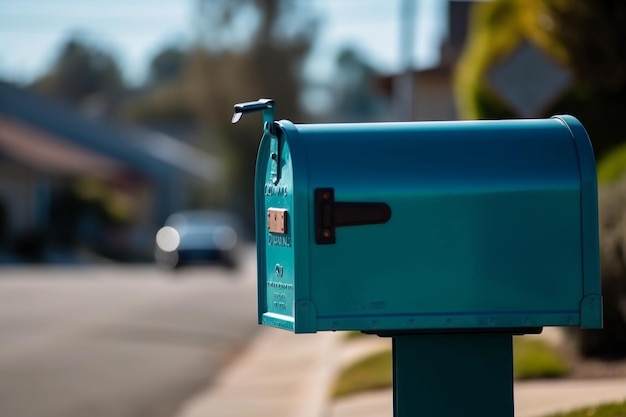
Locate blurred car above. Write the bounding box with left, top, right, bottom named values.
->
left=155, top=210, right=241, bottom=269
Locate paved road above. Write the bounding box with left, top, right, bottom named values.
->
left=0, top=250, right=259, bottom=417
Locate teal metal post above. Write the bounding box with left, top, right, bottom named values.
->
left=393, top=334, right=514, bottom=417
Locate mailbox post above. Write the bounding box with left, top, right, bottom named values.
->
left=233, top=99, right=602, bottom=417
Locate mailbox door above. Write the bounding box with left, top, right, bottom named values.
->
left=255, top=123, right=313, bottom=332
left=255, top=129, right=296, bottom=330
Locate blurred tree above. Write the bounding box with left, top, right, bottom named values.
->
left=542, top=1, right=626, bottom=93
left=574, top=177, right=626, bottom=358
left=126, top=0, right=318, bottom=227
left=324, top=47, right=390, bottom=122
left=456, top=0, right=626, bottom=358
left=190, top=0, right=316, bottom=123
left=34, top=37, right=125, bottom=108
left=148, top=47, right=186, bottom=86
left=201, top=0, right=317, bottom=225
left=455, top=0, right=626, bottom=158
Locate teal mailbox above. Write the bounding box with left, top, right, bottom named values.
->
left=233, top=99, right=601, bottom=335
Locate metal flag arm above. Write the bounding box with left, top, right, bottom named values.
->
left=231, top=98, right=275, bottom=127
left=232, top=98, right=281, bottom=184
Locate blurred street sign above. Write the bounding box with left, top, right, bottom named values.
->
left=488, top=40, right=572, bottom=118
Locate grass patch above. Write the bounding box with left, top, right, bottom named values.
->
left=543, top=400, right=626, bottom=417
left=597, top=143, right=626, bottom=185
left=345, top=331, right=369, bottom=340
left=513, top=337, right=569, bottom=380
left=332, top=336, right=568, bottom=399
left=332, top=349, right=392, bottom=399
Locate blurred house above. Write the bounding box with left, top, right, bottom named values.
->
left=0, top=81, right=221, bottom=262
left=378, top=0, right=474, bottom=121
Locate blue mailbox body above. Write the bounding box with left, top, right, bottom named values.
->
left=254, top=114, right=601, bottom=334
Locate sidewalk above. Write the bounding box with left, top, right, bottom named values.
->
left=174, top=328, right=343, bottom=417
left=330, top=377, right=626, bottom=417
left=174, top=327, right=626, bottom=417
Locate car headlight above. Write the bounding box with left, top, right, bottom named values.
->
left=156, top=226, right=180, bottom=252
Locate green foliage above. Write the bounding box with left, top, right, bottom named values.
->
left=33, top=38, right=125, bottom=106
left=332, top=337, right=567, bottom=399
left=122, top=0, right=319, bottom=225
left=323, top=47, right=391, bottom=122
left=332, top=349, right=392, bottom=399
left=148, top=47, right=186, bottom=86
left=571, top=178, right=626, bottom=359
left=456, top=1, right=626, bottom=358
left=542, top=2, right=626, bottom=92
left=597, top=143, right=626, bottom=185
left=345, top=331, right=369, bottom=340
left=454, top=0, right=523, bottom=120
left=513, top=337, right=569, bottom=379
left=455, top=0, right=626, bottom=158
left=122, top=82, right=195, bottom=123
left=543, top=400, right=626, bottom=417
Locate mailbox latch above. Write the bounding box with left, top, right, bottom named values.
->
left=315, top=188, right=391, bottom=244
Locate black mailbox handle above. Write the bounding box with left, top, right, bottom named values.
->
left=315, top=188, right=391, bottom=244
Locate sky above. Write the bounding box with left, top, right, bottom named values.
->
left=0, top=0, right=448, bottom=86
